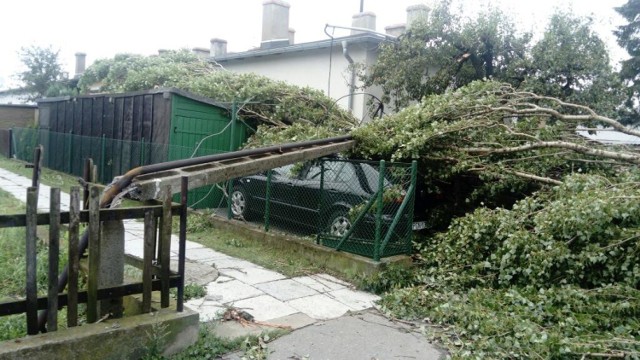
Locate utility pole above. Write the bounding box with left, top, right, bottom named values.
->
left=360, top=0, right=363, bottom=12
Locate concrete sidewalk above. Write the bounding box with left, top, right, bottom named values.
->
left=0, top=167, right=444, bottom=359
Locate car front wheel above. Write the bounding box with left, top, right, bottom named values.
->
left=328, top=210, right=351, bottom=237
left=231, top=186, right=251, bottom=219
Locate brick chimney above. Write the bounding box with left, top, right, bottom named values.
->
left=351, top=11, right=376, bottom=35
left=261, top=0, right=291, bottom=49
left=74, top=52, right=86, bottom=79
left=210, top=38, right=228, bottom=57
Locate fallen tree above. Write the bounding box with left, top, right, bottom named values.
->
left=353, top=81, right=640, bottom=358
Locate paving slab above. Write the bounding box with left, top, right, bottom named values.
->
left=205, top=279, right=262, bottom=303
left=230, top=294, right=298, bottom=322
left=286, top=294, right=353, bottom=320
left=220, top=265, right=287, bottom=285
left=254, top=279, right=319, bottom=301
left=327, top=288, right=380, bottom=311
left=292, top=274, right=348, bottom=293
left=266, top=310, right=445, bottom=360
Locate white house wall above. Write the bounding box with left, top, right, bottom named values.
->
left=217, top=42, right=384, bottom=123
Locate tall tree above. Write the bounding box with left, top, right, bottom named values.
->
left=16, top=45, right=66, bottom=101
left=615, top=0, right=640, bottom=124
left=522, top=11, right=624, bottom=118
left=362, top=1, right=531, bottom=110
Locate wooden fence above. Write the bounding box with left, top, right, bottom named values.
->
left=0, top=181, right=188, bottom=335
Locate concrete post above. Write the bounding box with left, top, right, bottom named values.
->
left=99, top=220, right=125, bottom=318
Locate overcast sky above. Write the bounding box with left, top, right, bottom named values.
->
left=0, top=0, right=628, bottom=90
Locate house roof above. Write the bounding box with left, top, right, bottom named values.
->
left=36, top=87, right=229, bottom=110
left=212, top=33, right=388, bottom=62
left=577, top=126, right=640, bottom=146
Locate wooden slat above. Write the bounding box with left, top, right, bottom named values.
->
left=47, top=188, right=60, bottom=332
left=177, top=177, right=188, bottom=312
left=67, top=187, right=80, bottom=327
left=86, top=186, right=101, bottom=323
left=142, top=209, right=156, bottom=313
left=0, top=277, right=181, bottom=316
left=160, top=186, right=172, bottom=308
left=0, top=205, right=182, bottom=229
left=25, top=187, right=38, bottom=335
left=83, top=158, right=93, bottom=210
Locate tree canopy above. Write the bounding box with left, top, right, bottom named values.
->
left=16, top=45, right=70, bottom=101
left=362, top=2, right=624, bottom=118
left=363, top=1, right=531, bottom=110
left=78, top=50, right=356, bottom=145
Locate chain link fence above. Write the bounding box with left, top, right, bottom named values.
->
left=229, top=158, right=417, bottom=260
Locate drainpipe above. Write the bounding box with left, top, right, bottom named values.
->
left=341, top=40, right=356, bottom=114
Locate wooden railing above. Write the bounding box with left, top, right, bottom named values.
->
left=0, top=182, right=187, bottom=335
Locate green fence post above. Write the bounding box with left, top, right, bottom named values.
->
left=408, top=160, right=418, bottom=254
left=374, top=160, right=386, bottom=261
left=316, top=160, right=325, bottom=245
left=100, top=134, right=106, bottom=183
left=227, top=180, right=233, bottom=220
left=67, top=131, right=73, bottom=174
left=227, top=101, right=238, bottom=220
left=264, top=169, right=272, bottom=231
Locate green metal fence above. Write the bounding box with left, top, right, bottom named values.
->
left=10, top=127, right=230, bottom=209
left=228, top=158, right=417, bottom=260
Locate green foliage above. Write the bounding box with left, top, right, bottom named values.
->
left=78, top=50, right=355, bottom=141
left=376, top=172, right=640, bottom=358
left=16, top=45, right=75, bottom=101
left=379, top=284, right=639, bottom=359
left=363, top=1, right=531, bottom=110
left=522, top=11, right=624, bottom=118
left=352, top=80, right=627, bottom=231
left=170, top=283, right=206, bottom=302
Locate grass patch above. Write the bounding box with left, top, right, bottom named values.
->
left=0, top=187, right=72, bottom=340
left=176, top=210, right=335, bottom=279
left=168, top=324, right=288, bottom=360
left=0, top=156, right=75, bottom=193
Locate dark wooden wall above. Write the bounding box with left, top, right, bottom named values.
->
left=37, top=93, right=172, bottom=180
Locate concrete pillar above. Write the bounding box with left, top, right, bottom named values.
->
left=210, top=38, right=228, bottom=57
left=407, top=4, right=429, bottom=28
left=74, top=52, right=86, bottom=79
left=385, top=24, right=406, bottom=37
left=351, top=11, right=376, bottom=35
left=261, top=0, right=290, bottom=49
left=99, top=220, right=125, bottom=318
